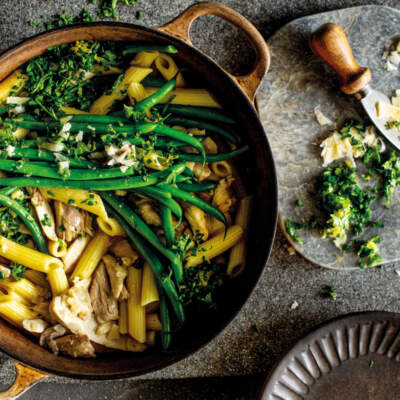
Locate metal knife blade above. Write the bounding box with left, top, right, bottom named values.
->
left=360, top=85, right=400, bottom=150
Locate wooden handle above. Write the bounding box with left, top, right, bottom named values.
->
left=0, top=361, right=47, bottom=400
left=309, top=23, right=371, bottom=94
left=157, top=2, right=270, bottom=102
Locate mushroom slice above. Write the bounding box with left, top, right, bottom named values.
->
left=54, top=334, right=95, bottom=358
left=102, top=254, right=128, bottom=300
left=89, top=262, right=118, bottom=324
left=30, top=188, right=57, bottom=241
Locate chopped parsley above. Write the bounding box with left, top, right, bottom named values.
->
left=285, top=220, right=306, bottom=244
left=355, top=235, right=382, bottom=268
left=179, top=262, right=224, bottom=310
left=329, top=285, right=337, bottom=300
left=41, top=213, right=52, bottom=227
left=10, top=263, right=26, bottom=281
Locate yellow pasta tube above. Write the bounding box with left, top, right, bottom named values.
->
left=227, top=196, right=253, bottom=277
left=0, top=295, right=36, bottom=327
left=0, top=235, right=63, bottom=273
left=146, top=330, right=156, bottom=347
left=24, top=270, right=50, bottom=288
left=0, top=70, right=27, bottom=103
left=155, top=53, right=185, bottom=87
left=119, top=301, right=128, bottom=335
left=144, top=87, right=221, bottom=108
left=0, top=278, right=43, bottom=303
left=48, top=239, right=67, bottom=258
left=127, top=266, right=146, bottom=343
left=40, top=187, right=108, bottom=220
left=146, top=313, right=162, bottom=331
left=130, top=50, right=159, bottom=67
left=90, top=66, right=152, bottom=114
left=127, top=82, right=148, bottom=104
left=71, top=231, right=111, bottom=279
left=97, top=217, right=126, bottom=237
left=62, top=235, right=90, bottom=274
left=60, top=106, right=90, bottom=115
left=211, top=161, right=232, bottom=177
left=47, top=266, right=69, bottom=296
left=140, top=263, right=159, bottom=307
left=185, top=225, right=243, bottom=267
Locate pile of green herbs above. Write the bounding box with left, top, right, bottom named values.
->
left=286, top=120, right=400, bottom=268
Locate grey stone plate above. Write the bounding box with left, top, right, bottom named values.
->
left=259, top=311, right=400, bottom=399
left=257, top=5, right=400, bottom=269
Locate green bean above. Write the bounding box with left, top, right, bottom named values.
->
left=0, top=193, right=48, bottom=253
left=122, top=44, right=178, bottom=55
left=141, top=76, right=166, bottom=87
left=107, top=205, right=185, bottom=325
left=156, top=279, right=172, bottom=350
left=165, top=117, right=238, bottom=144
left=1, top=148, right=94, bottom=168
left=177, top=181, right=217, bottom=192
left=153, top=124, right=205, bottom=162
left=0, top=159, right=145, bottom=181
left=176, top=145, right=249, bottom=162
left=67, top=114, right=129, bottom=124
left=133, top=76, right=177, bottom=113
left=133, top=187, right=182, bottom=223
left=0, top=164, right=186, bottom=190
left=156, top=184, right=226, bottom=223
left=102, top=192, right=184, bottom=284
left=160, top=204, right=176, bottom=247
left=14, top=119, right=158, bottom=136
left=0, top=187, right=17, bottom=195
left=156, top=104, right=235, bottom=124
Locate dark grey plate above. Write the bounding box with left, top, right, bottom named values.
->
left=260, top=312, right=400, bottom=399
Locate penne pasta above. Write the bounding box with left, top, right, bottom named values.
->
left=60, top=106, right=90, bottom=115
left=146, top=313, right=162, bottom=331
left=227, top=196, right=253, bottom=277
left=0, top=235, right=63, bottom=273
left=47, top=266, right=69, bottom=296
left=40, top=187, right=108, bottom=221
left=127, top=266, right=146, bottom=343
left=140, top=263, right=159, bottom=307
left=119, top=301, right=128, bottom=335
left=0, top=278, right=45, bottom=304
left=0, top=70, right=27, bottom=103
left=71, top=231, right=111, bottom=280
left=48, top=239, right=67, bottom=258
left=90, top=66, right=153, bottom=114
left=62, top=235, right=90, bottom=274
left=97, top=217, right=126, bottom=237
left=154, top=53, right=185, bottom=87
left=210, top=161, right=232, bottom=177
left=185, top=225, right=244, bottom=267
left=127, top=82, right=148, bottom=104
left=130, top=50, right=159, bottom=67
left=24, top=270, right=50, bottom=289
left=144, top=87, right=221, bottom=108
left=0, top=295, right=36, bottom=327
left=146, top=330, right=157, bottom=347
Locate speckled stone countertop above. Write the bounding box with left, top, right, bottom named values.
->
left=0, top=1, right=399, bottom=399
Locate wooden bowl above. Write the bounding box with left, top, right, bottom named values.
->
left=0, top=2, right=277, bottom=398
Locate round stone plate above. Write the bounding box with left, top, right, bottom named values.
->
left=259, top=311, right=400, bottom=399
left=257, top=5, right=400, bottom=269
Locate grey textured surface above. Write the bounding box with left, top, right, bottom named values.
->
left=258, top=5, right=400, bottom=269
left=0, top=1, right=399, bottom=399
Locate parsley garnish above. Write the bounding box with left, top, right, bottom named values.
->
left=10, top=263, right=26, bottom=281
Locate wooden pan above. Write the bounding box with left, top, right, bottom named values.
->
left=0, top=2, right=277, bottom=398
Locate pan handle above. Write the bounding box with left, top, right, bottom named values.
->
left=0, top=361, right=47, bottom=400
left=157, top=1, right=270, bottom=103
